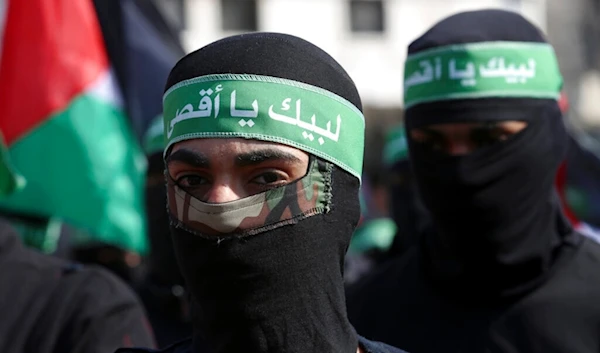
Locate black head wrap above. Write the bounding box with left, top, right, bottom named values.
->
left=165, top=32, right=362, bottom=352
left=404, top=10, right=576, bottom=301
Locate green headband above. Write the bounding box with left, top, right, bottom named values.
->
left=163, top=74, right=365, bottom=181
left=383, top=124, right=409, bottom=166
left=144, top=114, right=165, bottom=156
left=403, top=41, right=563, bottom=108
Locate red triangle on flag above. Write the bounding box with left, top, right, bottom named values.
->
left=0, top=0, right=109, bottom=145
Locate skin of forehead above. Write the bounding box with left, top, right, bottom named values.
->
left=169, top=138, right=310, bottom=162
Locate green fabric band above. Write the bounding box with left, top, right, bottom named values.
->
left=144, top=114, right=165, bottom=156
left=163, top=74, right=365, bottom=181
left=403, top=41, right=563, bottom=108
left=383, top=125, right=408, bottom=166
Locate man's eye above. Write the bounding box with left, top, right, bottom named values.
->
left=411, top=131, right=445, bottom=152
left=419, top=136, right=445, bottom=152
left=471, top=127, right=509, bottom=148
left=251, top=172, right=286, bottom=185
left=176, top=175, right=207, bottom=188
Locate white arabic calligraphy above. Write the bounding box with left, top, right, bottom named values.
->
left=404, top=55, right=539, bottom=93
left=213, top=84, right=223, bottom=118
left=230, top=90, right=259, bottom=118
left=479, top=57, right=536, bottom=84
left=167, top=86, right=224, bottom=138
left=449, top=59, right=476, bottom=87
left=267, top=98, right=341, bottom=144
left=404, top=58, right=441, bottom=89
left=167, top=86, right=344, bottom=142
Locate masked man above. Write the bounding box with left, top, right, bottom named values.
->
left=347, top=10, right=600, bottom=353
left=117, top=33, right=407, bottom=353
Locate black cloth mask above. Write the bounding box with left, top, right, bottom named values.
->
left=168, top=159, right=360, bottom=353
left=406, top=98, right=573, bottom=301
left=402, top=10, right=577, bottom=301
left=163, top=32, right=364, bottom=353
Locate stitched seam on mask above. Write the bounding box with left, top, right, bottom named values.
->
left=241, top=161, right=334, bottom=235
left=169, top=207, right=325, bottom=241
left=243, top=207, right=327, bottom=236
left=322, top=161, right=334, bottom=213
left=170, top=216, right=217, bottom=241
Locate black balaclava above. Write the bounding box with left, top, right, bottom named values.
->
left=404, top=10, right=575, bottom=301
left=164, top=33, right=362, bottom=353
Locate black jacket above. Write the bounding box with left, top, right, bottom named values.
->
left=116, top=336, right=408, bottom=353
left=0, top=219, right=156, bottom=353
left=347, top=234, right=600, bottom=353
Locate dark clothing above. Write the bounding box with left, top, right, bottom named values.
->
left=137, top=278, right=192, bottom=348
left=0, top=219, right=156, bottom=353
left=116, top=336, right=408, bottom=353
left=142, top=180, right=191, bottom=348
left=164, top=34, right=368, bottom=353
left=348, top=9, right=600, bottom=353
left=348, top=233, right=600, bottom=353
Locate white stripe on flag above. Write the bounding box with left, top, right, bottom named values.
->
left=0, top=0, right=8, bottom=63
left=86, top=68, right=125, bottom=109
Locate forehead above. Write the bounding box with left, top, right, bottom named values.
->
left=170, top=138, right=307, bottom=158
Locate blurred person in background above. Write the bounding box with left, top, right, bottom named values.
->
left=381, top=124, right=431, bottom=259
left=0, top=133, right=156, bottom=353
left=137, top=115, right=192, bottom=348
left=556, top=92, right=600, bottom=242
left=345, top=125, right=433, bottom=285
left=70, top=239, right=144, bottom=286
left=118, top=32, right=407, bottom=353
left=347, top=10, right=600, bottom=353
left=345, top=173, right=397, bottom=285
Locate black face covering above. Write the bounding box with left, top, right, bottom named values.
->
left=408, top=98, right=571, bottom=299
left=404, top=10, right=574, bottom=300
left=164, top=32, right=363, bottom=353
left=169, top=160, right=359, bottom=353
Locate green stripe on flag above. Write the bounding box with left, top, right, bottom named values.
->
left=0, top=132, right=25, bottom=196
left=0, top=93, right=148, bottom=254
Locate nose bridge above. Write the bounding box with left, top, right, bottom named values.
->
left=205, top=176, right=242, bottom=203
left=447, top=138, right=470, bottom=156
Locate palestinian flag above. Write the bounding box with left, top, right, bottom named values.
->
left=0, top=132, right=25, bottom=197
left=0, top=0, right=148, bottom=253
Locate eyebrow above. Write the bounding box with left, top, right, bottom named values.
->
left=166, top=149, right=210, bottom=168
left=235, top=148, right=302, bottom=167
